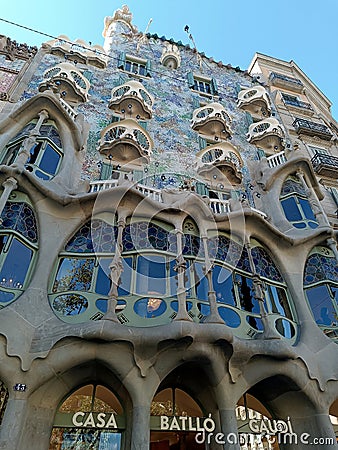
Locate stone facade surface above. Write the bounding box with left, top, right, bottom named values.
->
left=0, top=6, right=337, bottom=450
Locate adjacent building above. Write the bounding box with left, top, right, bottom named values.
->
left=0, top=5, right=337, bottom=449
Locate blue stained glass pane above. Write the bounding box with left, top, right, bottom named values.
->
left=194, top=262, right=208, bottom=301
left=0, top=238, right=32, bottom=287
left=246, top=315, right=264, bottom=331
left=53, top=258, right=94, bottom=292
left=293, top=222, right=306, bottom=229
left=169, top=258, right=178, bottom=296
left=304, top=252, right=338, bottom=285
left=39, top=143, right=61, bottom=175
left=95, top=259, right=111, bottom=295
left=281, top=197, right=302, bottom=221
left=134, top=297, right=166, bottom=318
left=53, top=294, right=88, bottom=315
left=199, top=303, right=210, bottom=316
left=251, top=247, right=283, bottom=282
left=0, top=290, right=15, bottom=303
left=218, top=307, right=241, bottom=328
left=96, top=298, right=108, bottom=313
left=135, top=255, right=166, bottom=296
left=275, top=318, right=295, bottom=339
left=306, top=285, right=337, bottom=326
left=170, top=301, right=192, bottom=312
left=299, top=198, right=316, bottom=221
left=213, top=264, right=236, bottom=306
left=0, top=202, right=38, bottom=243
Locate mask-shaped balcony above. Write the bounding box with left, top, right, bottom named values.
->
left=160, top=43, right=181, bottom=69
left=39, top=62, right=90, bottom=104
left=109, top=80, right=154, bottom=119
left=196, top=142, right=243, bottom=185
left=237, top=86, right=271, bottom=120
left=98, top=119, right=153, bottom=167
left=46, top=36, right=107, bottom=68
left=191, top=102, right=232, bottom=139
left=247, top=117, right=285, bottom=154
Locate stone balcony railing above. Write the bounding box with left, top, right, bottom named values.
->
left=59, top=97, right=77, bottom=120
left=247, top=117, right=286, bottom=153
left=237, top=86, right=271, bottom=119
left=39, top=62, right=90, bottom=103
left=293, top=118, right=333, bottom=141
left=266, top=150, right=287, bottom=168
left=98, top=119, right=153, bottom=166
left=191, top=102, right=232, bottom=139
left=109, top=80, right=154, bottom=119
left=89, top=179, right=268, bottom=220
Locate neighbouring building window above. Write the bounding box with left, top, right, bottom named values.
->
left=304, top=246, right=338, bottom=341
left=280, top=175, right=318, bottom=229
left=0, top=194, right=38, bottom=309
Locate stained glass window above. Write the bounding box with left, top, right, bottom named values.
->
left=66, top=219, right=117, bottom=253
left=122, top=222, right=172, bottom=252
left=0, top=202, right=38, bottom=243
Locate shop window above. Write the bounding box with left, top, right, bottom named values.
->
left=2, top=120, right=63, bottom=180
left=117, top=52, right=152, bottom=77
left=0, top=380, right=9, bottom=426
left=49, top=384, right=124, bottom=450
left=0, top=196, right=38, bottom=309
left=304, top=246, right=338, bottom=341
left=280, top=175, right=318, bottom=229
left=187, top=72, right=218, bottom=96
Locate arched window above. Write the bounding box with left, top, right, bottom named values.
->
left=49, top=384, right=124, bottom=450
left=2, top=119, right=63, bottom=180
left=49, top=218, right=118, bottom=322
left=279, top=175, right=318, bottom=229
left=304, top=246, right=338, bottom=341
left=208, top=235, right=296, bottom=340
left=0, top=380, right=9, bottom=426
left=0, top=193, right=38, bottom=308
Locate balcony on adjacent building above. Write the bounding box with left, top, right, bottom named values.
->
left=39, top=62, right=90, bottom=104
left=196, top=142, right=243, bottom=185
left=237, top=86, right=271, bottom=120
left=282, top=94, right=313, bottom=112
left=247, top=117, right=285, bottom=153
left=191, top=102, right=232, bottom=139
left=98, top=119, right=153, bottom=167
left=311, top=153, right=338, bottom=178
left=269, top=72, right=304, bottom=93
left=109, top=80, right=154, bottom=119
left=293, top=118, right=333, bottom=141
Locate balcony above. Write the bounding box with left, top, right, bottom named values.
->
left=247, top=118, right=285, bottom=153
left=237, top=86, right=271, bottom=120
left=98, top=119, right=153, bottom=167
left=269, top=72, right=304, bottom=93
left=293, top=118, right=333, bottom=141
left=46, top=36, right=107, bottom=68
left=266, top=151, right=287, bottom=168
left=191, top=102, right=232, bottom=139
left=109, top=80, right=154, bottom=119
left=39, top=62, right=90, bottom=103
left=311, top=153, right=338, bottom=177
left=196, top=142, right=243, bottom=185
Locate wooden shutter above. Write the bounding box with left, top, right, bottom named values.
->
left=187, top=71, right=195, bottom=89
left=100, top=162, right=113, bottom=180
left=195, top=181, right=209, bottom=196
left=117, top=51, right=126, bottom=69
left=198, top=136, right=207, bottom=150
left=145, top=59, right=152, bottom=77
left=211, top=77, right=218, bottom=95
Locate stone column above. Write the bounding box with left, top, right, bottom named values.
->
left=0, top=177, right=17, bottom=221
left=202, top=235, right=223, bottom=324
left=173, top=228, right=192, bottom=322
left=219, top=408, right=241, bottom=450
left=296, top=168, right=329, bottom=227
left=104, top=217, right=126, bottom=322
left=12, top=110, right=49, bottom=170
left=246, top=242, right=280, bottom=340
left=0, top=397, right=28, bottom=450
left=130, top=403, right=151, bottom=450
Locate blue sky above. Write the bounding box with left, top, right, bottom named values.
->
left=1, top=0, right=338, bottom=118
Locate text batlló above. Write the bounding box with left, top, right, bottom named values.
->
left=72, top=412, right=118, bottom=428
left=160, top=415, right=216, bottom=432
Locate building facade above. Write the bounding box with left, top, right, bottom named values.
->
left=0, top=5, right=337, bottom=449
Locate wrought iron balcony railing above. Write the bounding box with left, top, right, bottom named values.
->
left=311, top=153, right=338, bottom=177
left=293, top=118, right=333, bottom=140
left=283, top=98, right=313, bottom=110
left=269, top=72, right=304, bottom=92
